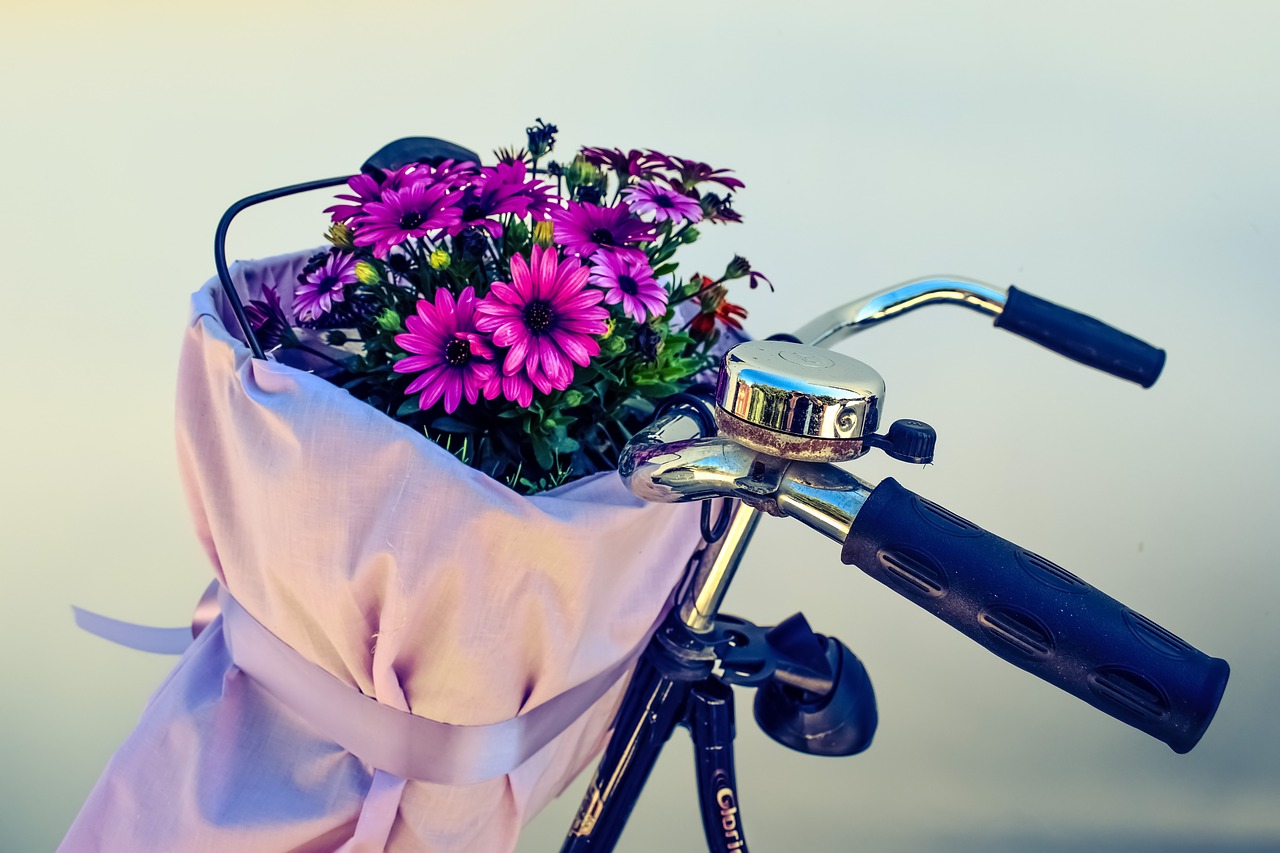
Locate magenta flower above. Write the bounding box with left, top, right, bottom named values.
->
left=475, top=245, right=609, bottom=393
left=350, top=182, right=463, bottom=258
left=482, top=369, right=537, bottom=408
left=325, top=173, right=384, bottom=224
left=550, top=202, right=655, bottom=259
left=590, top=250, right=668, bottom=322
left=393, top=287, right=496, bottom=413
left=447, top=161, right=548, bottom=239
left=651, top=154, right=745, bottom=192
left=244, top=285, right=292, bottom=350
left=580, top=147, right=667, bottom=183
left=622, top=180, right=704, bottom=224
left=520, top=177, right=560, bottom=221
left=407, top=158, right=479, bottom=190
left=326, top=162, right=467, bottom=223
left=293, top=252, right=358, bottom=323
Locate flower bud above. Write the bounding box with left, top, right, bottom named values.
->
left=526, top=117, right=558, bottom=158
left=325, top=222, right=354, bottom=249
left=564, top=154, right=603, bottom=200
left=506, top=220, right=530, bottom=248
left=429, top=248, right=452, bottom=270
left=533, top=220, right=555, bottom=248
left=376, top=308, right=402, bottom=331
left=601, top=333, right=626, bottom=356
left=722, top=255, right=751, bottom=281
left=354, top=261, right=381, bottom=286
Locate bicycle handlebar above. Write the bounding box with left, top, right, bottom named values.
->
left=622, top=422, right=1228, bottom=752
left=794, top=277, right=1165, bottom=387
left=994, top=286, right=1166, bottom=387
left=841, top=478, right=1227, bottom=753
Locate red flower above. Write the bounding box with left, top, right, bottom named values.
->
left=689, top=277, right=747, bottom=339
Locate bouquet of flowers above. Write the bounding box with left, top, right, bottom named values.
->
left=246, top=119, right=768, bottom=492
left=62, top=124, right=767, bottom=853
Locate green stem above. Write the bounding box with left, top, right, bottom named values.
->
left=667, top=274, right=726, bottom=309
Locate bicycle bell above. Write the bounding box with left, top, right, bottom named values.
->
left=714, top=340, right=936, bottom=465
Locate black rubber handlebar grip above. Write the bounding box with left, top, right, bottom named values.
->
left=841, top=478, right=1228, bottom=753
left=994, top=286, right=1166, bottom=388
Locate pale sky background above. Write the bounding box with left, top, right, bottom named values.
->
left=2, top=1, right=1278, bottom=850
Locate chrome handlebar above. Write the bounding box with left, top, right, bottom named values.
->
left=792, top=276, right=1007, bottom=347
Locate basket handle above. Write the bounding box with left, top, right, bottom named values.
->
left=213, top=137, right=480, bottom=359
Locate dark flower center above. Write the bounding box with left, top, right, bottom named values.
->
left=589, top=227, right=615, bottom=247
left=387, top=253, right=413, bottom=275
left=318, top=275, right=340, bottom=293
left=399, top=211, right=425, bottom=230
left=444, top=338, right=471, bottom=367
left=618, top=274, right=639, bottom=295
left=654, top=194, right=675, bottom=208
left=462, top=203, right=484, bottom=221
left=523, top=299, right=555, bottom=334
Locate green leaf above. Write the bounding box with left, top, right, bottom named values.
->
left=532, top=436, right=555, bottom=470
left=653, top=263, right=678, bottom=277
left=553, top=434, right=581, bottom=453
left=636, top=379, right=684, bottom=397
left=430, top=415, right=473, bottom=434
left=396, top=396, right=421, bottom=417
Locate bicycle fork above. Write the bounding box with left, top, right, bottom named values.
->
left=561, top=618, right=748, bottom=853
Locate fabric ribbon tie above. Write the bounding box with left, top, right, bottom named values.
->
left=73, top=585, right=640, bottom=785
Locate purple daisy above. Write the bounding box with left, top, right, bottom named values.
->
left=580, top=147, right=667, bottom=183
left=394, top=159, right=479, bottom=195
left=393, top=287, right=497, bottom=413
left=622, top=180, right=704, bottom=224
left=244, top=285, right=292, bottom=350
left=589, top=250, right=668, bottom=322
left=446, top=161, right=546, bottom=239
left=549, top=202, right=655, bottom=259
left=475, top=245, right=609, bottom=393
left=293, top=252, right=358, bottom=323
left=520, top=175, right=560, bottom=221
left=350, top=182, right=463, bottom=258
left=651, top=153, right=745, bottom=192
left=325, top=173, right=384, bottom=224
left=326, top=162, right=464, bottom=223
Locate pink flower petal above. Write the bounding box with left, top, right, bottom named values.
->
left=556, top=332, right=594, bottom=367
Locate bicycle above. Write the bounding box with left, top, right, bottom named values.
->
left=198, top=136, right=1227, bottom=853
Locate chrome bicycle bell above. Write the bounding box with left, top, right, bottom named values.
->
left=714, top=340, right=936, bottom=465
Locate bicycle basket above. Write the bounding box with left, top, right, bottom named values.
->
left=62, top=249, right=705, bottom=852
